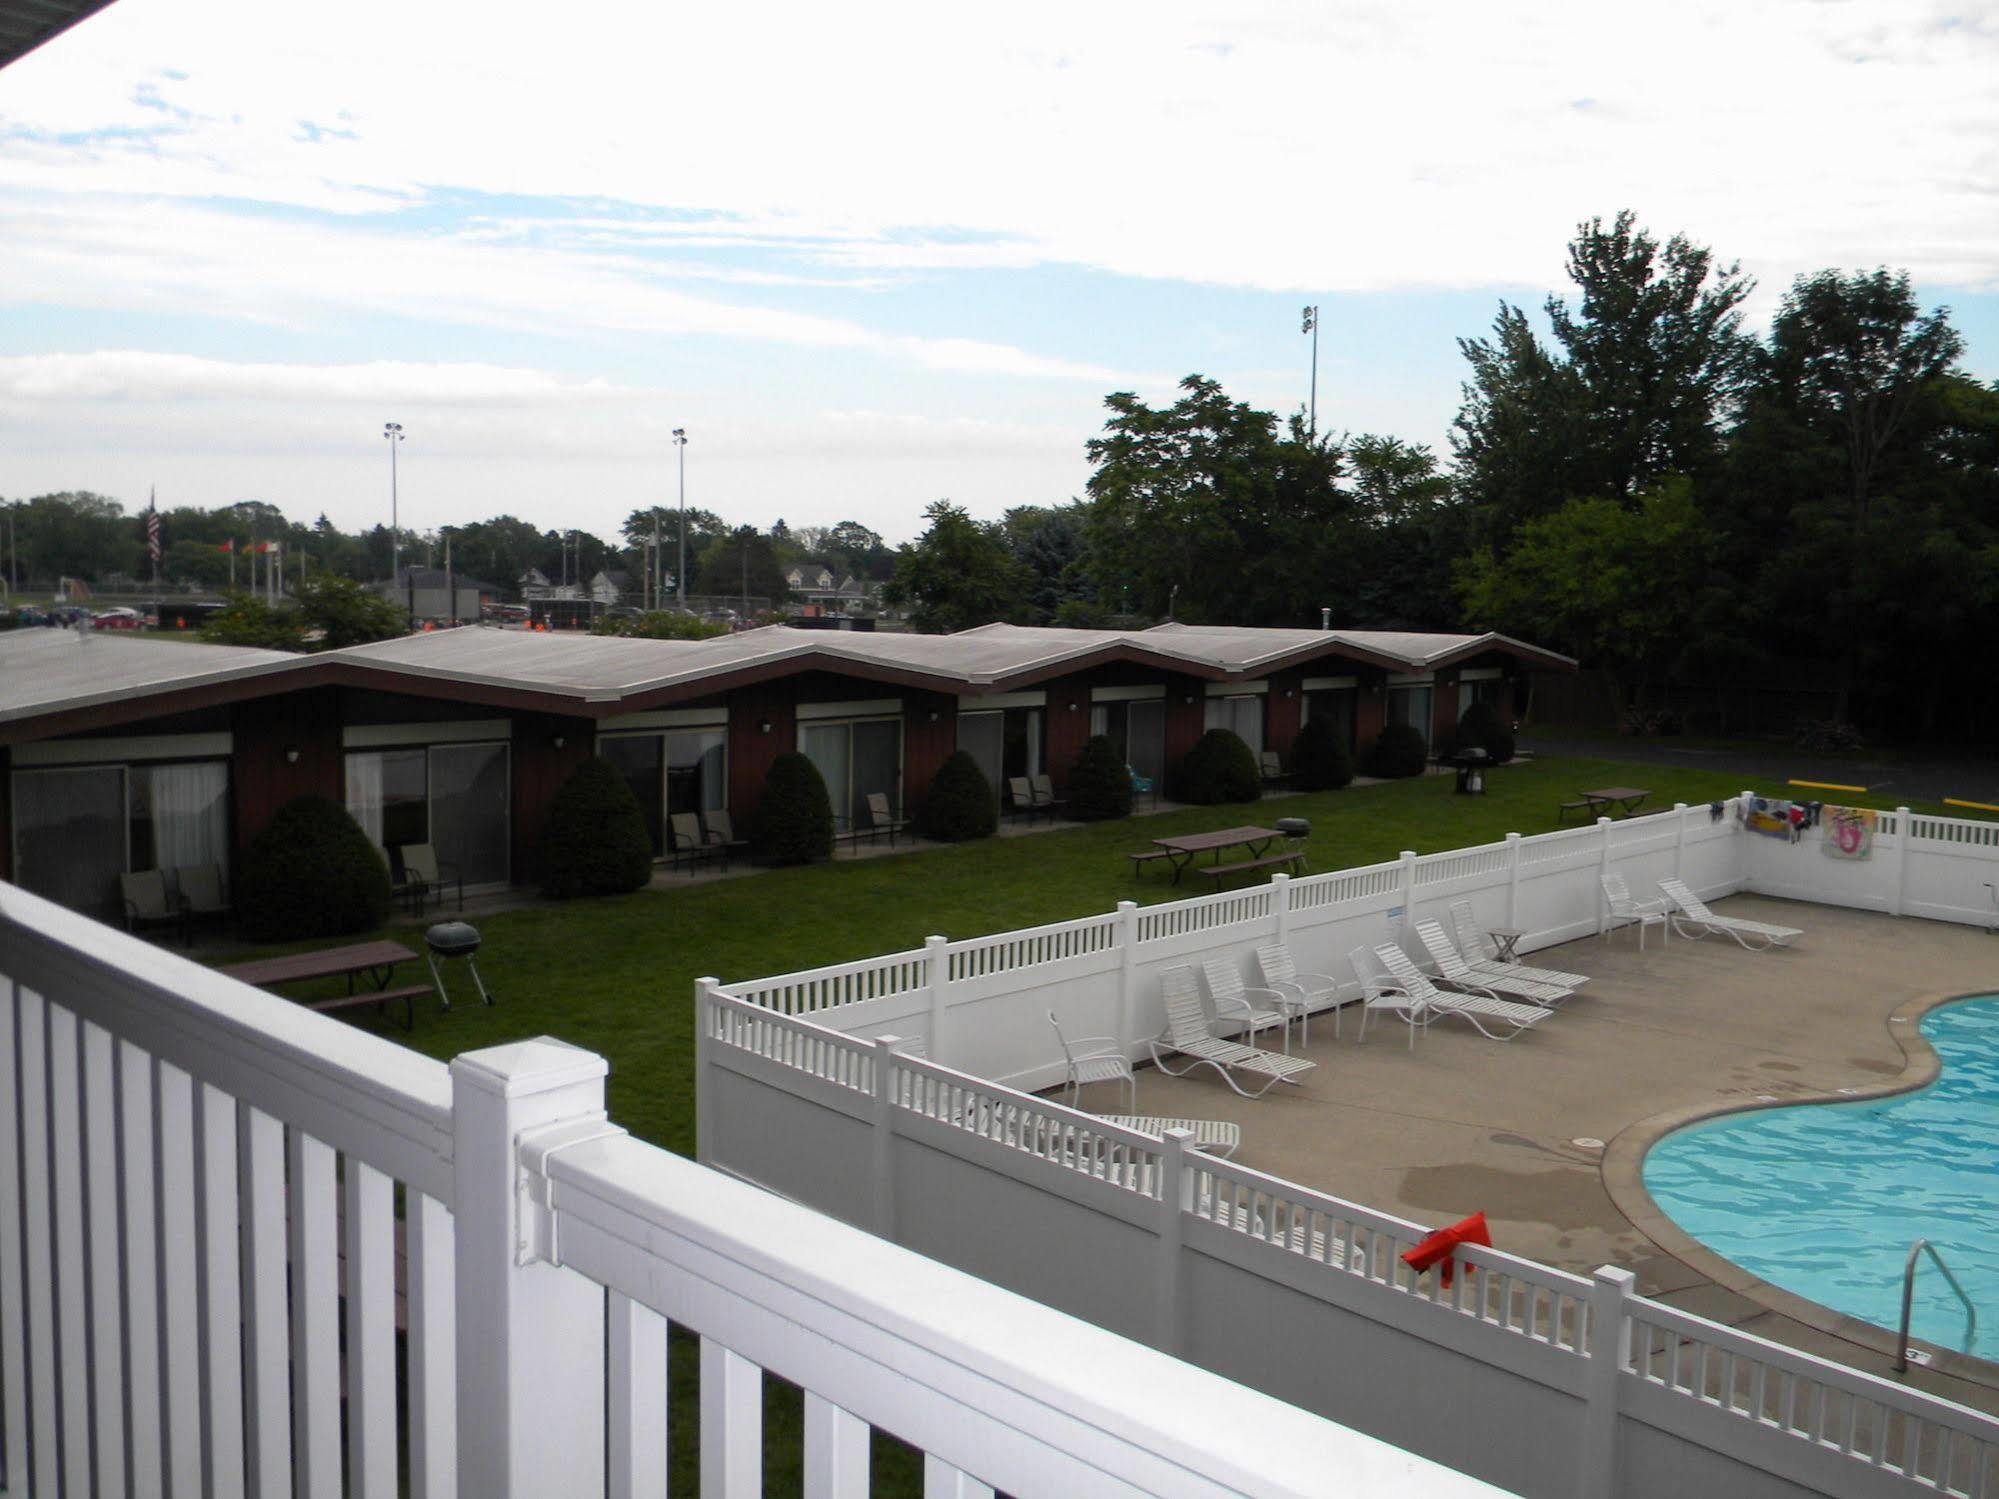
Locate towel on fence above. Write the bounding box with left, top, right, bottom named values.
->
left=1743, top=796, right=1796, bottom=842
left=1823, top=806, right=1877, bottom=860
left=1402, top=1211, right=1491, bottom=1289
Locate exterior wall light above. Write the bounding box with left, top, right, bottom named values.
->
left=758, top=719, right=773, bottom=734
left=283, top=745, right=301, bottom=764
left=552, top=735, right=567, bottom=750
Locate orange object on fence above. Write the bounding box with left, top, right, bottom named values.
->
left=1401, top=1211, right=1492, bottom=1289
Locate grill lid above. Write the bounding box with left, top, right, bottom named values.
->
left=425, top=921, right=482, bottom=957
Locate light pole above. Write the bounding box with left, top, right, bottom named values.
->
left=1301, top=306, right=1319, bottom=440
left=383, top=422, right=407, bottom=626
left=672, top=427, right=688, bottom=609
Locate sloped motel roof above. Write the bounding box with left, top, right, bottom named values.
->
left=0, top=621, right=1574, bottom=745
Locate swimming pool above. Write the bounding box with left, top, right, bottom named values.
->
left=1643, top=996, right=1999, bottom=1355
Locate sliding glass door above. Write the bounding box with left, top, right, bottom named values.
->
left=1090, top=699, right=1165, bottom=783
left=11, top=759, right=233, bottom=917
left=802, top=718, right=902, bottom=827
left=600, top=728, right=728, bottom=857
left=346, top=741, right=511, bottom=887
left=958, top=711, right=1004, bottom=804
left=1204, top=694, right=1264, bottom=757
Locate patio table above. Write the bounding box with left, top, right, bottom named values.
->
left=218, top=939, right=427, bottom=1028
left=1578, top=786, right=1652, bottom=819
left=1150, top=826, right=1286, bottom=885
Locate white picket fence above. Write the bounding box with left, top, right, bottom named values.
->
left=0, top=881, right=1497, bottom=1499
left=713, top=793, right=1999, bottom=1092
left=697, top=990, right=1999, bottom=1499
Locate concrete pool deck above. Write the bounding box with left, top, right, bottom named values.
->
left=1083, top=895, right=1999, bottom=1414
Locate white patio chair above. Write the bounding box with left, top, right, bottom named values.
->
left=1088, top=1115, right=1242, bottom=1158
left=1347, top=946, right=1431, bottom=1050
left=1371, top=943, right=1549, bottom=1042
left=1600, top=873, right=1669, bottom=950
left=1199, top=957, right=1293, bottom=1053
left=1657, top=878, right=1803, bottom=950
left=1447, top=899, right=1592, bottom=988
left=1254, top=942, right=1342, bottom=1042
left=1412, top=920, right=1572, bottom=1008
left=1048, top=1012, right=1136, bottom=1110
left=1148, top=967, right=1317, bottom=1097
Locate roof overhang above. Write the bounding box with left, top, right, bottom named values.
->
left=0, top=0, right=117, bottom=69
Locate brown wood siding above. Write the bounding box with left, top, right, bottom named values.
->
left=1163, top=675, right=1207, bottom=777
left=230, top=688, right=343, bottom=869
left=901, top=693, right=957, bottom=820
left=1041, top=675, right=1094, bottom=793
left=728, top=685, right=797, bottom=828
left=1265, top=673, right=1302, bottom=759
left=511, top=712, right=595, bottom=886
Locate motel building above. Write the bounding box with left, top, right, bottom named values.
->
left=0, top=622, right=1571, bottom=920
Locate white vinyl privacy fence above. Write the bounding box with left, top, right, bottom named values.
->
left=0, top=881, right=1492, bottom=1499
left=702, top=795, right=1999, bottom=1499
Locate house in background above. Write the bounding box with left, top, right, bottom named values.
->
left=588, top=569, right=633, bottom=607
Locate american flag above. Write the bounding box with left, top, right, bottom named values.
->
left=146, top=488, right=161, bottom=562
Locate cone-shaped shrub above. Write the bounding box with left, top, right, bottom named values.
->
left=1364, top=721, right=1429, bottom=779
left=1451, top=699, right=1515, bottom=765
left=918, top=750, right=998, bottom=842
left=238, top=795, right=392, bottom=941
left=1289, top=714, right=1355, bottom=791
left=541, top=756, right=654, bottom=897
left=1065, top=734, right=1134, bottom=821
left=752, top=752, right=835, bottom=865
left=1173, top=728, right=1262, bottom=805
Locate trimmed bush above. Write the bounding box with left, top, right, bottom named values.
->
left=237, top=794, right=392, bottom=941
left=1451, top=700, right=1516, bottom=765
left=1064, top=734, right=1134, bottom=821
left=752, top=752, right=835, bottom=865
left=919, top=750, right=998, bottom=842
left=541, top=757, right=654, bottom=898
left=1172, top=728, right=1262, bottom=805
left=1288, top=714, right=1355, bottom=791
left=1363, top=721, right=1429, bottom=779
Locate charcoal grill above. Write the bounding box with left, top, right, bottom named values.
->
left=424, top=921, right=494, bottom=1010
left=1272, top=817, right=1311, bottom=839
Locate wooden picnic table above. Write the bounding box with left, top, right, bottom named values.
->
left=1150, top=826, right=1289, bottom=885
left=1575, top=786, right=1652, bottom=819
left=218, top=939, right=428, bottom=1028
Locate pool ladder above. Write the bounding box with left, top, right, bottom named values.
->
left=1894, top=1238, right=1977, bottom=1372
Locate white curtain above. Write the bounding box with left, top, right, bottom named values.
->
left=140, top=762, right=229, bottom=871
left=345, top=752, right=386, bottom=848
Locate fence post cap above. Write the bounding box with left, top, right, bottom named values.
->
left=925, top=933, right=948, bottom=948
left=1505, top=830, right=1521, bottom=843
left=1592, top=1264, right=1638, bottom=1291
left=451, top=1037, right=607, bottom=1098
left=1117, top=899, right=1138, bottom=913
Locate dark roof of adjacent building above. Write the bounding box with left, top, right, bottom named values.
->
left=0, top=0, right=116, bottom=69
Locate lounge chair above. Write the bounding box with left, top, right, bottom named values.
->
left=1048, top=1012, right=1136, bottom=1110
left=1370, top=943, right=1549, bottom=1042
left=1657, top=877, right=1802, bottom=950
left=864, top=791, right=910, bottom=848
left=174, top=863, right=231, bottom=934
left=1148, top=966, right=1317, bottom=1097
left=1089, top=1115, right=1241, bottom=1159
left=120, top=869, right=185, bottom=945
left=1254, top=943, right=1341, bottom=1042
left=1412, top=920, right=1572, bottom=1008
left=1199, top=957, right=1294, bottom=1053
left=1600, top=873, right=1668, bottom=950
left=1447, top=900, right=1592, bottom=988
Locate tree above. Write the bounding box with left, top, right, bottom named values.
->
left=591, top=610, right=729, bottom=640
left=693, top=527, right=790, bottom=609
left=881, top=501, right=1032, bottom=633
left=540, top=759, right=653, bottom=898
left=824, top=520, right=894, bottom=581
left=1001, top=503, right=1091, bottom=622
left=200, top=592, right=306, bottom=650
left=297, top=574, right=406, bottom=649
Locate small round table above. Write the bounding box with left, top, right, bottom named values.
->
left=1487, top=927, right=1525, bottom=963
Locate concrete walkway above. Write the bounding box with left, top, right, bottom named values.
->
left=1087, top=896, right=1999, bottom=1413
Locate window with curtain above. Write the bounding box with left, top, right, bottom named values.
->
left=130, top=761, right=229, bottom=875
left=1203, top=695, right=1264, bottom=757
left=1388, top=685, right=1435, bottom=750
left=1303, top=688, right=1356, bottom=751
left=1458, top=676, right=1507, bottom=716
left=666, top=730, right=727, bottom=816
left=12, top=766, right=126, bottom=915
left=802, top=718, right=901, bottom=825
left=1000, top=707, right=1042, bottom=782
left=600, top=735, right=665, bottom=854
left=958, top=712, right=1004, bottom=804
left=1125, top=699, right=1166, bottom=783
left=344, top=749, right=427, bottom=851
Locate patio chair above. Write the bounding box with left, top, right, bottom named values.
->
left=1347, top=946, right=1433, bottom=1049
left=668, top=812, right=725, bottom=873
left=174, top=863, right=231, bottom=934
left=1412, top=920, right=1572, bottom=1008
left=1127, top=765, right=1157, bottom=811
left=1370, top=943, right=1549, bottom=1042
left=1447, top=899, right=1592, bottom=988
left=394, top=843, right=463, bottom=913
left=1029, top=773, right=1064, bottom=819
left=1047, top=1012, right=1136, bottom=1110
left=1657, top=877, right=1802, bottom=950
left=1148, top=966, right=1316, bottom=1097
left=703, top=808, right=749, bottom=859
left=1005, top=777, right=1046, bottom=824
left=864, top=791, right=910, bottom=848
left=1199, top=957, right=1294, bottom=1053
left=1254, top=942, right=1341, bottom=1043
left=120, top=869, right=185, bottom=945
left=1259, top=751, right=1290, bottom=787
left=1600, top=874, right=1668, bottom=950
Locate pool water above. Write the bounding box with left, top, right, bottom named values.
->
left=1644, top=997, right=1999, bottom=1355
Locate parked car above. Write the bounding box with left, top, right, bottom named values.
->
left=93, top=608, right=145, bottom=630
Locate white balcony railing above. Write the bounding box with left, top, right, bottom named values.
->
left=0, top=878, right=1500, bottom=1498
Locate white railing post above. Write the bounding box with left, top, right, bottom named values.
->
left=1596, top=817, right=1614, bottom=935
left=925, top=935, right=950, bottom=1061
left=451, top=1039, right=612, bottom=1499
left=1578, top=1264, right=1634, bottom=1499
left=1397, top=850, right=1417, bottom=927
left=1672, top=803, right=1688, bottom=879
left=1155, top=1130, right=1192, bottom=1355
left=1504, top=832, right=1522, bottom=928
left=1116, top=900, right=1139, bottom=1060
left=694, top=978, right=719, bottom=1167
left=1892, top=807, right=1912, bottom=917
left=1271, top=872, right=1291, bottom=947
left=872, top=1036, right=902, bottom=1238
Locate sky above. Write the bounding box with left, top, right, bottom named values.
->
left=2, top=0, right=1997, bottom=548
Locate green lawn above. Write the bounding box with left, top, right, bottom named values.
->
left=225, top=754, right=1981, bottom=1157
